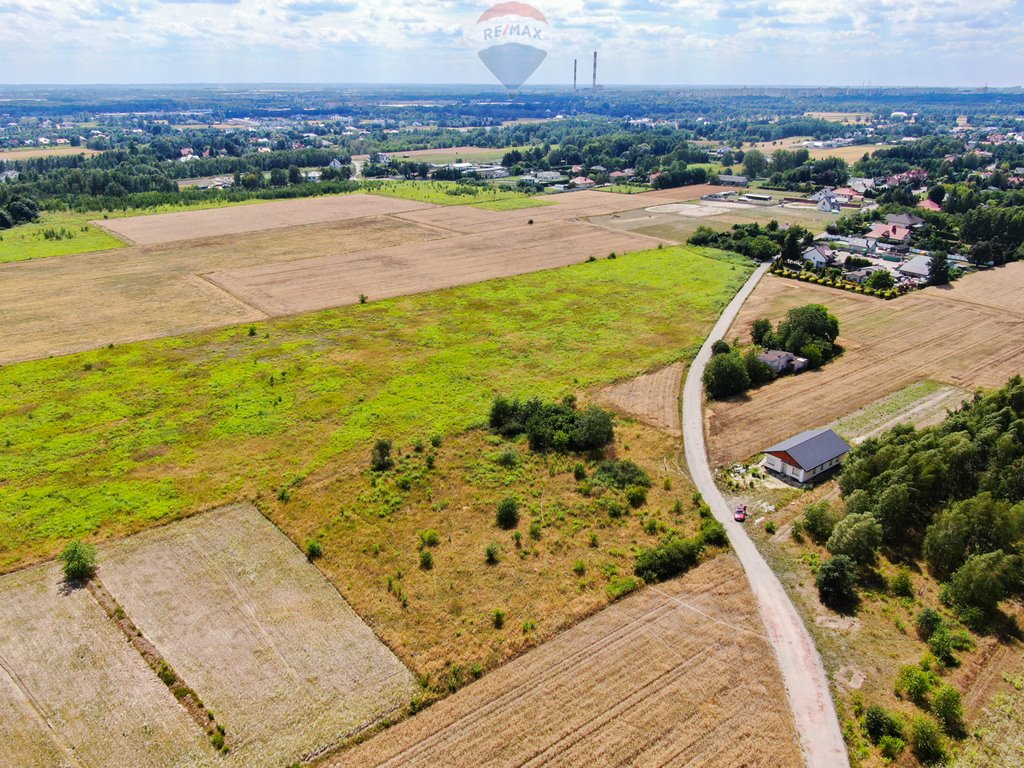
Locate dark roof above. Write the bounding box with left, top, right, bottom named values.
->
left=765, top=428, right=851, bottom=470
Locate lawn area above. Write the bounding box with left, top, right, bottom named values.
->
left=0, top=211, right=126, bottom=263
left=0, top=245, right=752, bottom=572
left=594, top=184, right=652, bottom=194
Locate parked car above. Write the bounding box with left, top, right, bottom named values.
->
left=734, top=504, right=747, bottom=522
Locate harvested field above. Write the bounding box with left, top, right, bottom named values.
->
left=706, top=265, right=1024, bottom=465
left=0, top=563, right=214, bottom=768
left=98, top=504, right=416, bottom=768
left=93, top=193, right=433, bottom=244
left=0, top=146, right=102, bottom=160
left=0, top=214, right=443, bottom=364
left=831, top=379, right=970, bottom=443
left=205, top=219, right=650, bottom=316
left=594, top=363, right=685, bottom=436
left=333, top=555, right=802, bottom=768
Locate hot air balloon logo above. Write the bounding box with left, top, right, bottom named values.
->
left=474, top=2, right=550, bottom=92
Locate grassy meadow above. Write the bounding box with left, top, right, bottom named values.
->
left=0, top=211, right=127, bottom=263
left=0, top=245, right=752, bottom=571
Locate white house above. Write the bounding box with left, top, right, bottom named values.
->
left=802, top=244, right=836, bottom=269
left=763, top=428, right=851, bottom=483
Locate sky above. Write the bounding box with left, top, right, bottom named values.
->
left=1, top=0, right=1023, bottom=87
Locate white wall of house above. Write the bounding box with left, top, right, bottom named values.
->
left=764, top=454, right=783, bottom=473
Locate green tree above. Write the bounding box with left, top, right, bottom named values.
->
left=370, top=439, right=393, bottom=471
left=751, top=318, right=773, bottom=347
left=702, top=352, right=750, bottom=400
left=866, top=269, right=895, bottom=291
left=496, top=497, right=520, bottom=530
left=931, top=685, right=964, bottom=735
left=928, top=253, right=950, bottom=286
left=909, top=716, right=946, bottom=764
left=944, top=550, right=1019, bottom=615
left=803, top=500, right=840, bottom=544
left=927, top=184, right=946, bottom=205
left=743, top=348, right=775, bottom=386
left=59, top=540, right=97, bottom=583
left=742, top=149, right=768, bottom=179
left=816, top=555, right=858, bottom=610
left=826, top=513, right=882, bottom=565
left=923, top=493, right=1024, bottom=579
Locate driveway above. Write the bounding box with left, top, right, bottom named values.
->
left=681, top=262, right=849, bottom=768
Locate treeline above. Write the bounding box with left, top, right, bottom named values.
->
left=0, top=189, right=39, bottom=229
left=836, top=376, right=1024, bottom=627
left=689, top=221, right=813, bottom=262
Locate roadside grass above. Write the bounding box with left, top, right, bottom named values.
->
left=0, top=244, right=752, bottom=571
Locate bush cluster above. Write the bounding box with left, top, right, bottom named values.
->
left=489, top=396, right=614, bottom=454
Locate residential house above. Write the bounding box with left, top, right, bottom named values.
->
left=897, top=254, right=935, bottom=281
left=832, top=187, right=864, bottom=203
left=763, top=428, right=851, bottom=483
left=917, top=199, right=942, bottom=212
left=718, top=174, right=749, bottom=187
left=866, top=223, right=911, bottom=244
left=535, top=171, right=563, bottom=182
left=848, top=176, right=876, bottom=194
left=885, top=212, right=925, bottom=228
left=802, top=244, right=837, bottom=269
left=846, top=265, right=887, bottom=285
left=570, top=176, right=596, bottom=189
left=757, top=350, right=810, bottom=375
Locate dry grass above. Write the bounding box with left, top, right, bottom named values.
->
left=0, top=146, right=102, bottom=160
left=331, top=554, right=802, bottom=768
left=269, top=420, right=700, bottom=681
left=98, top=504, right=416, bottom=768
left=0, top=563, right=214, bottom=768
left=706, top=266, right=1024, bottom=465
left=804, top=112, right=874, bottom=124
left=594, top=363, right=686, bottom=436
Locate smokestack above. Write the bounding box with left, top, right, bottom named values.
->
left=573, top=59, right=577, bottom=92
left=592, top=51, right=597, bottom=89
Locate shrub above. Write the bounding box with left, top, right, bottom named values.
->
left=915, top=608, right=942, bottom=640
left=419, top=550, right=433, bottom=570
left=909, top=716, right=946, bottom=764
left=430, top=434, right=442, bottom=448
left=878, top=735, right=905, bottom=761
left=418, top=529, right=441, bottom=548
left=370, top=439, right=393, bottom=471
left=891, top=567, right=914, bottom=599
left=931, top=684, right=964, bottom=735
left=496, top=497, right=520, bottom=529
left=928, top=626, right=958, bottom=667
left=529, top=520, right=542, bottom=540
left=572, top=559, right=586, bottom=576
left=157, top=661, right=177, bottom=686
left=634, top=536, right=703, bottom=583
left=803, top=500, right=840, bottom=544
left=593, top=459, right=651, bottom=489
left=815, top=555, right=858, bottom=610
left=895, top=664, right=933, bottom=706
left=489, top=396, right=615, bottom=454
left=492, top=609, right=505, bottom=628
left=764, top=520, right=777, bottom=535
left=699, top=518, right=728, bottom=547
left=485, top=543, right=500, bottom=565
left=425, top=454, right=435, bottom=469
left=588, top=532, right=599, bottom=548
left=58, top=540, right=97, bottom=583
left=305, top=540, right=324, bottom=560
left=626, top=486, right=648, bottom=508
left=606, top=576, right=640, bottom=600
left=573, top=462, right=586, bottom=481
left=864, top=704, right=904, bottom=744
left=496, top=448, right=518, bottom=467
left=711, top=339, right=731, bottom=355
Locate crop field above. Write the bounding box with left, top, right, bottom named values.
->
left=2, top=185, right=733, bottom=364
left=0, top=213, right=445, bottom=364
left=747, top=137, right=894, bottom=162
left=352, top=145, right=533, bottom=165
left=204, top=219, right=646, bottom=316
left=0, top=563, right=215, bottom=768
left=334, top=555, right=802, bottom=768
left=804, top=111, right=874, bottom=124
left=595, top=363, right=685, bottom=436
left=94, top=193, right=434, bottom=244
left=99, top=504, right=416, bottom=767
left=0, top=244, right=751, bottom=572
left=706, top=265, right=1024, bottom=465
left=0, top=146, right=102, bottom=160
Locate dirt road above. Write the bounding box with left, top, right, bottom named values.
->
left=681, top=262, right=849, bottom=768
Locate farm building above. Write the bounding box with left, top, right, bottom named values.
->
left=763, top=428, right=851, bottom=483
left=757, top=350, right=810, bottom=375
left=898, top=254, right=935, bottom=280
left=718, top=174, right=749, bottom=187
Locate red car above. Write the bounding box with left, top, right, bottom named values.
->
left=734, top=504, right=748, bottom=522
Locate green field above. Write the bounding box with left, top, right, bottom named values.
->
left=0, top=211, right=127, bottom=263
left=363, top=179, right=547, bottom=209
left=594, top=184, right=652, bottom=194
left=0, top=245, right=752, bottom=571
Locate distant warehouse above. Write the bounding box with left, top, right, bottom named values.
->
left=763, top=428, right=851, bottom=483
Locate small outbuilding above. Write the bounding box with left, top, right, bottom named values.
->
left=763, top=428, right=851, bottom=483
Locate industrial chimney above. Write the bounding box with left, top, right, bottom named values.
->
left=573, top=59, right=577, bottom=91
left=592, top=51, right=597, bottom=89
